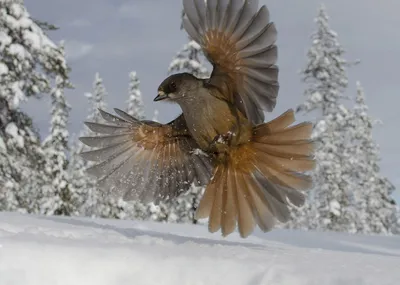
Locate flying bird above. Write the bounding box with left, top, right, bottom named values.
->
left=79, top=0, right=315, bottom=238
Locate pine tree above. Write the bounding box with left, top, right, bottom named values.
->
left=126, top=71, right=145, bottom=120
left=288, top=4, right=357, bottom=232
left=296, top=4, right=348, bottom=115
left=350, top=82, right=399, bottom=234
left=69, top=72, right=108, bottom=217
left=86, top=72, right=108, bottom=124
left=168, top=40, right=210, bottom=79
left=0, top=0, right=68, bottom=212
left=41, top=73, right=75, bottom=216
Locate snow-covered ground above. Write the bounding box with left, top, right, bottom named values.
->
left=0, top=212, right=399, bottom=285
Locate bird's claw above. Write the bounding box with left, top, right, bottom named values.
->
left=211, top=132, right=233, bottom=147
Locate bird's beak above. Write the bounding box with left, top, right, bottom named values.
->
left=154, top=90, right=168, bottom=101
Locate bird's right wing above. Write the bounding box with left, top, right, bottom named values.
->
left=182, top=0, right=279, bottom=125
left=79, top=109, right=214, bottom=204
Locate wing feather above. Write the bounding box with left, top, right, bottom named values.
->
left=182, top=0, right=279, bottom=124
left=79, top=109, right=215, bottom=204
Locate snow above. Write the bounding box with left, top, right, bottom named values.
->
left=7, top=43, right=26, bottom=59
left=0, top=62, right=8, bottom=75
left=191, top=148, right=209, bottom=157
left=0, top=31, right=12, bottom=49
left=5, top=122, right=24, bottom=148
left=0, top=212, right=399, bottom=285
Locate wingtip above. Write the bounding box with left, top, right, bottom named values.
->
left=83, top=121, right=92, bottom=128
left=78, top=136, right=98, bottom=147
left=98, top=108, right=112, bottom=120
left=82, top=121, right=104, bottom=135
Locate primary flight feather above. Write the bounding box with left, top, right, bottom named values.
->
left=79, top=0, right=315, bottom=238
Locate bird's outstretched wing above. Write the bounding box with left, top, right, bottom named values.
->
left=79, top=109, right=214, bottom=204
left=182, top=0, right=279, bottom=125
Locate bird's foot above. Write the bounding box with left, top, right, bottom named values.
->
left=211, top=132, right=233, bottom=146
left=209, top=132, right=235, bottom=153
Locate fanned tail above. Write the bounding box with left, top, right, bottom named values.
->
left=196, top=109, right=315, bottom=238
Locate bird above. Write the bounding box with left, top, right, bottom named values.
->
left=79, top=0, right=315, bottom=238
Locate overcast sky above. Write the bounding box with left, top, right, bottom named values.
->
left=24, top=0, right=399, bottom=202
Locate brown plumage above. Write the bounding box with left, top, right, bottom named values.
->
left=79, top=0, right=315, bottom=238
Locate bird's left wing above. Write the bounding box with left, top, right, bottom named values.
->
left=182, top=0, right=279, bottom=125
left=79, top=109, right=214, bottom=204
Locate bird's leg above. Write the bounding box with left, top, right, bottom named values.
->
left=209, top=132, right=234, bottom=153
left=211, top=132, right=234, bottom=146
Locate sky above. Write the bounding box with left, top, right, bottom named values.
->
left=24, top=0, right=399, bottom=201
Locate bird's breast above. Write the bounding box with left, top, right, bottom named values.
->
left=181, top=97, right=251, bottom=152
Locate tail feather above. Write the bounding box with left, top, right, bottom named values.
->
left=221, top=167, right=238, bottom=236
left=234, top=172, right=256, bottom=237
left=254, top=109, right=295, bottom=134
left=208, top=167, right=226, bottom=233
left=246, top=173, right=277, bottom=231
left=255, top=159, right=313, bottom=190
left=252, top=146, right=315, bottom=172
left=253, top=140, right=314, bottom=157
left=196, top=109, right=315, bottom=238
left=257, top=174, right=306, bottom=207
left=254, top=122, right=313, bottom=142
left=196, top=166, right=221, bottom=220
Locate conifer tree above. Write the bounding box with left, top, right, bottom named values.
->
left=350, top=82, right=399, bottom=234
left=126, top=71, right=145, bottom=120
left=41, top=72, right=75, bottom=216
left=168, top=40, right=210, bottom=79
left=288, top=4, right=357, bottom=232
left=0, top=0, right=68, bottom=212
left=69, top=72, right=108, bottom=217
left=86, top=72, right=108, bottom=124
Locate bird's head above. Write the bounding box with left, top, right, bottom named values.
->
left=154, top=73, right=200, bottom=103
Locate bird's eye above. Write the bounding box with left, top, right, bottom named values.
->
left=169, top=81, right=177, bottom=91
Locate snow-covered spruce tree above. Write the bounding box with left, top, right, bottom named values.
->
left=69, top=72, right=108, bottom=217
left=0, top=0, right=68, bottom=212
left=168, top=40, right=210, bottom=79
left=67, top=134, right=92, bottom=216
left=41, top=71, right=76, bottom=216
left=85, top=72, right=108, bottom=124
left=349, top=82, right=399, bottom=234
left=296, top=4, right=349, bottom=115
left=286, top=4, right=358, bottom=232
left=126, top=71, right=145, bottom=120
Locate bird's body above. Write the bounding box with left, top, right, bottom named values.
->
left=79, top=0, right=316, bottom=238
left=167, top=75, right=252, bottom=152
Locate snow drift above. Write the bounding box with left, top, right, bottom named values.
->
left=0, top=212, right=399, bottom=285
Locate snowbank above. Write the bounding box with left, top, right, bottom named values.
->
left=0, top=212, right=399, bottom=285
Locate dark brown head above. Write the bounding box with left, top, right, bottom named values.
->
left=154, top=72, right=201, bottom=103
